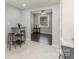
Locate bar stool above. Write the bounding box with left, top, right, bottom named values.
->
left=14, top=33, right=24, bottom=48
left=7, top=33, right=15, bottom=50
left=20, top=30, right=26, bottom=44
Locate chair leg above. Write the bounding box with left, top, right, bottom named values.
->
left=20, top=37, right=21, bottom=48
left=15, top=37, right=16, bottom=49
left=15, top=45, right=16, bottom=49
left=7, top=34, right=9, bottom=48
left=24, top=34, right=26, bottom=44
left=24, top=38, right=26, bottom=44
left=20, top=36, right=22, bottom=48
left=9, top=44, right=11, bottom=51
left=7, top=42, right=9, bottom=48
left=9, top=36, right=11, bottom=51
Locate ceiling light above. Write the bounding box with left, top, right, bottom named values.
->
left=22, top=3, right=26, bottom=7
left=41, top=10, right=46, bottom=15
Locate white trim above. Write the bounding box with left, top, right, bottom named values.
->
left=26, top=38, right=31, bottom=41
left=40, top=31, right=52, bottom=35
left=52, top=44, right=60, bottom=48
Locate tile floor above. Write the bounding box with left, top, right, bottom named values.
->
left=6, top=41, right=60, bottom=59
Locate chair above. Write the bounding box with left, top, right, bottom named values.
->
left=7, top=27, right=26, bottom=50
left=7, top=33, right=15, bottom=50
left=33, top=26, right=40, bottom=34
left=14, top=32, right=24, bottom=48
left=12, top=27, right=26, bottom=48
left=20, top=30, right=26, bottom=43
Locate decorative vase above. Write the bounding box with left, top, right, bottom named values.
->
left=18, top=24, right=21, bottom=28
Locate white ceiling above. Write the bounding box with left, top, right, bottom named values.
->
left=31, top=9, right=52, bottom=14
left=5, top=0, right=60, bottom=9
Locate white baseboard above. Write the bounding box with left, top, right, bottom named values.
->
left=52, top=44, right=60, bottom=48
left=40, top=32, right=52, bottom=35
left=26, top=38, right=31, bottom=41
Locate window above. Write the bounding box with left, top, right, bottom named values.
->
left=39, top=15, right=49, bottom=27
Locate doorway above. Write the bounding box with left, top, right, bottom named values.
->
left=30, top=9, right=52, bottom=45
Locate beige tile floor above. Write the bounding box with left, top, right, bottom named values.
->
left=6, top=41, right=60, bottom=59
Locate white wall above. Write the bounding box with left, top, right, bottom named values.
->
left=52, top=5, right=60, bottom=47
left=21, top=10, right=31, bottom=40
left=5, top=4, right=21, bottom=40
left=21, top=4, right=61, bottom=47
left=62, top=0, right=74, bottom=41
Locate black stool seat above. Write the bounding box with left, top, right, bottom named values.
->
left=15, top=34, right=23, bottom=36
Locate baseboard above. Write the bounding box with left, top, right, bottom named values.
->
left=52, top=44, right=60, bottom=48
left=40, top=32, right=52, bottom=35
left=26, top=38, right=31, bottom=41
